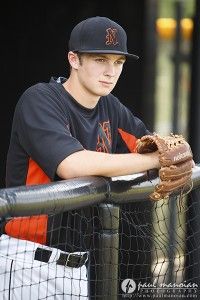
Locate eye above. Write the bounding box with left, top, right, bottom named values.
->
left=115, top=60, right=125, bottom=65
left=95, top=58, right=106, bottom=63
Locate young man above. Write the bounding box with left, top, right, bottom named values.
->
left=6, top=16, right=159, bottom=188
left=2, top=16, right=160, bottom=299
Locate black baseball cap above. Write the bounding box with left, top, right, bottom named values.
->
left=68, top=16, right=139, bottom=59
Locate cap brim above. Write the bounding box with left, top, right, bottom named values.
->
left=76, top=49, right=139, bottom=60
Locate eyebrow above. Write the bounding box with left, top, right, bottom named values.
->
left=93, top=54, right=126, bottom=61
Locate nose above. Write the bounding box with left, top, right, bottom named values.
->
left=104, top=63, right=116, bottom=77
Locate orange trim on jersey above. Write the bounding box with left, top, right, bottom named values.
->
left=5, top=215, right=48, bottom=244
left=5, top=159, right=51, bottom=244
left=26, top=158, right=51, bottom=185
left=118, top=128, right=137, bottom=153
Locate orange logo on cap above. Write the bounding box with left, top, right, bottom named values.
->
left=106, top=28, right=118, bottom=45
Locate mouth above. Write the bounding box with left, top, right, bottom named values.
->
left=99, top=81, right=113, bottom=86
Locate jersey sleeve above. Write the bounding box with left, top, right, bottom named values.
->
left=116, top=102, right=151, bottom=153
left=16, top=84, right=84, bottom=180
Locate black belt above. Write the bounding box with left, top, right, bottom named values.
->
left=34, top=247, right=88, bottom=268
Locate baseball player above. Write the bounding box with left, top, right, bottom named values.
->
left=2, top=16, right=161, bottom=298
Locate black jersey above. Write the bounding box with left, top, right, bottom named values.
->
left=6, top=77, right=149, bottom=187
left=5, top=77, right=150, bottom=247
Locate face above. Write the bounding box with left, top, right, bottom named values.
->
left=69, top=52, right=126, bottom=97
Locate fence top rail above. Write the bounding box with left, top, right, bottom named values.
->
left=0, top=165, right=200, bottom=217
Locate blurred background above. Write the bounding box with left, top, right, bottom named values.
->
left=0, top=0, right=199, bottom=187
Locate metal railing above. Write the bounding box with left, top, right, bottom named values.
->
left=1, top=166, right=199, bottom=217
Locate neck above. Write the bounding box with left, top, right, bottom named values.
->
left=63, top=77, right=100, bottom=109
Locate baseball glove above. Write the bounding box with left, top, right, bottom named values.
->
left=136, top=133, right=193, bottom=201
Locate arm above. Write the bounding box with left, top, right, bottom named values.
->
left=57, top=149, right=160, bottom=179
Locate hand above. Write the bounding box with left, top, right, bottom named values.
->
left=136, top=133, right=193, bottom=201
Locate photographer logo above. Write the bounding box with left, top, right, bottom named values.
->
left=121, top=279, right=136, bottom=294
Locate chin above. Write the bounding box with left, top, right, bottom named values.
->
left=99, top=91, right=111, bottom=96
left=98, top=88, right=113, bottom=97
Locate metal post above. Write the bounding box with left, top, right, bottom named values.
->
left=188, top=0, right=200, bottom=162
left=166, top=196, right=177, bottom=284
left=187, top=0, right=200, bottom=289
left=96, top=204, right=120, bottom=300
left=167, top=0, right=183, bottom=287
left=172, top=0, right=183, bottom=133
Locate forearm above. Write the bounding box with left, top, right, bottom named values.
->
left=57, top=150, right=160, bottom=179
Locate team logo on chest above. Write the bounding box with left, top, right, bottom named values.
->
left=96, top=121, right=112, bottom=153
left=105, top=28, right=119, bottom=46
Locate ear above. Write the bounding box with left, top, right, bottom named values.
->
left=68, top=51, right=80, bottom=70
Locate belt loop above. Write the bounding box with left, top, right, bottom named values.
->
left=34, top=248, right=52, bottom=263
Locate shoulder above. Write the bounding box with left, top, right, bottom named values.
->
left=103, top=93, right=135, bottom=117
left=21, top=81, right=56, bottom=100
left=101, top=93, right=125, bottom=111
left=17, top=78, right=65, bottom=109
left=14, top=80, right=69, bottom=121
left=13, top=80, right=70, bottom=126
left=105, top=94, right=150, bottom=136
left=104, top=93, right=121, bottom=104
